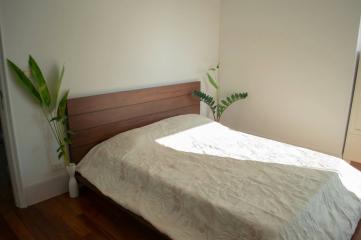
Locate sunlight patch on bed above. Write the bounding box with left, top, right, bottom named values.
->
left=156, top=122, right=239, bottom=158
left=155, top=121, right=361, bottom=198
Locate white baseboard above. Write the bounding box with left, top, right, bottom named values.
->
left=24, top=173, right=68, bottom=207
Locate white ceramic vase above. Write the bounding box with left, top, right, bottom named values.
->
left=66, top=163, right=79, bottom=198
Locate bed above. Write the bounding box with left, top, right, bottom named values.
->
left=68, top=81, right=361, bottom=240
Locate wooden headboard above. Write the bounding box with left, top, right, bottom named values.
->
left=67, top=81, right=200, bottom=163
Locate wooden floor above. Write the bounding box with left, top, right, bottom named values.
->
left=0, top=188, right=168, bottom=240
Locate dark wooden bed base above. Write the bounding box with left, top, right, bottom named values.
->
left=68, top=81, right=361, bottom=240
left=75, top=172, right=171, bottom=239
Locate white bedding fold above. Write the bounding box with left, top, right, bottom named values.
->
left=77, top=114, right=361, bottom=240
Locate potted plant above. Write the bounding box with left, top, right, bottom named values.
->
left=7, top=56, right=78, bottom=198
left=193, top=64, right=248, bottom=122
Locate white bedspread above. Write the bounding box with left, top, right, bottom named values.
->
left=77, top=114, right=361, bottom=240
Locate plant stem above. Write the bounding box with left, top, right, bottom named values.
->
left=42, top=107, right=70, bottom=166
left=51, top=112, right=61, bottom=140
left=42, top=108, right=61, bottom=145
left=216, top=69, right=220, bottom=121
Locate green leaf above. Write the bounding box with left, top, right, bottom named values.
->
left=50, top=66, right=65, bottom=111
left=58, top=151, right=64, bottom=159
left=28, top=55, right=51, bottom=107
left=207, top=73, right=219, bottom=90
left=57, top=90, right=69, bottom=119
left=217, top=91, right=248, bottom=121
left=221, top=100, right=229, bottom=106
left=241, top=92, right=248, bottom=98
left=56, top=145, right=64, bottom=153
left=7, top=59, right=43, bottom=104
left=192, top=90, right=216, bottom=115
left=64, top=137, right=72, bottom=144
left=50, top=116, right=62, bottom=122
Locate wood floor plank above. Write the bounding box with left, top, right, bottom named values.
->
left=58, top=192, right=88, bottom=216
left=15, top=204, right=80, bottom=240
left=0, top=215, right=18, bottom=240
left=0, top=188, right=168, bottom=240
left=35, top=200, right=82, bottom=240
left=37, top=196, right=92, bottom=237
left=3, top=211, right=35, bottom=240
left=14, top=207, right=50, bottom=240
left=78, top=214, right=117, bottom=240
left=82, top=232, right=109, bottom=240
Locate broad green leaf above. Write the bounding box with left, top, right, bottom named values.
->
left=207, top=73, right=219, bottom=90
left=29, top=55, right=51, bottom=107
left=7, top=59, right=42, bottom=104
left=57, top=90, right=69, bottom=119
left=50, top=66, right=65, bottom=111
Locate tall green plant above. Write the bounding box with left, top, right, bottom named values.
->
left=7, top=56, right=71, bottom=165
left=193, top=64, right=248, bottom=122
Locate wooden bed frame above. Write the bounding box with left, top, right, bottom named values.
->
left=68, top=81, right=200, bottom=162
left=67, top=81, right=361, bottom=240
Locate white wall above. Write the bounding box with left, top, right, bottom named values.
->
left=219, top=0, right=361, bottom=156
left=358, top=20, right=361, bottom=52
left=0, top=0, right=220, bottom=206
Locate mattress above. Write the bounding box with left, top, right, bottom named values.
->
left=77, top=114, right=361, bottom=240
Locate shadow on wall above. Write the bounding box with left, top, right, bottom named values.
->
left=0, top=119, right=13, bottom=205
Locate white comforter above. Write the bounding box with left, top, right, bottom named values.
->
left=77, top=114, right=361, bottom=240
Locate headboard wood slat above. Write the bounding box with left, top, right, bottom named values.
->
left=71, top=105, right=199, bottom=148
left=68, top=81, right=200, bottom=163
left=69, top=95, right=198, bottom=131
left=69, top=105, right=200, bottom=161
left=68, top=82, right=199, bottom=116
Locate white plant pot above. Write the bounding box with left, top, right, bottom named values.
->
left=66, top=163, right=79, bottom=198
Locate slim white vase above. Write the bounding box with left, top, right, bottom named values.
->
left=66, top=163, right=79, bottom=198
